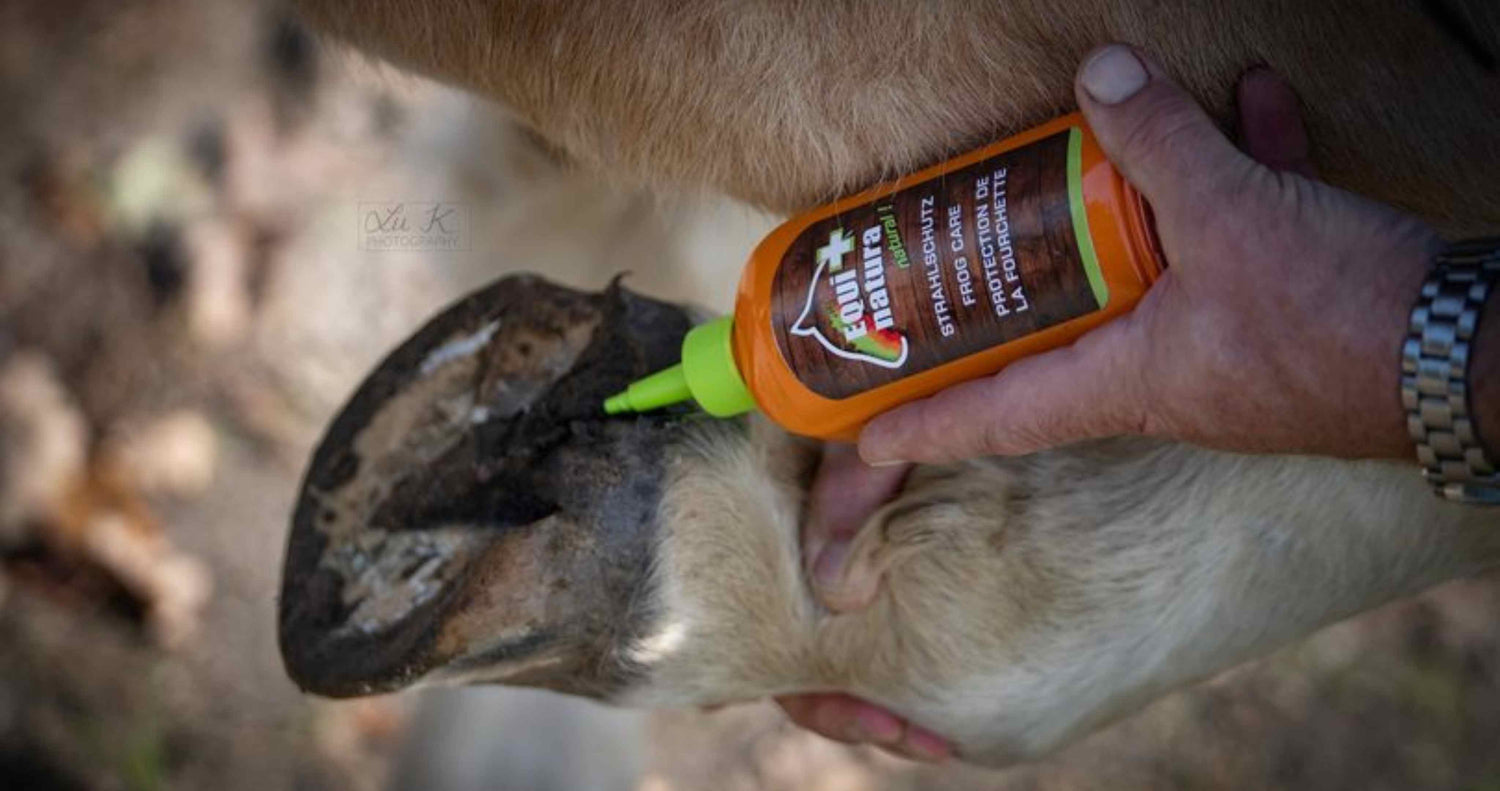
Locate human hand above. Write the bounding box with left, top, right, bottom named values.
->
left=778, top=42, right=1443, bottom=759
left=774, top=445, right=954, bottom=762
left=859, top=44, right=1441, bottom=466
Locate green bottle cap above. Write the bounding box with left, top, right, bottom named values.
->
left=603, top=316, right=757, bottom=418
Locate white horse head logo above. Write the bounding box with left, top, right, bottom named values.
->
left=790, top=230, right=909, bottom=370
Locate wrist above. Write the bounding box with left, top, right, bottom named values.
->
left=1265, top=219, right=1435, bottom=461
left=1361, top=226, right=1443, bottom=460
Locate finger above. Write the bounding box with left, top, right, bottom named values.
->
left=804, top=443, right=910, bottom=610
left=1075, top=44, right=1253, bottom=218
left=775, top=694, right=951, bottom=762
left=886, top=724, right=954, bottom=764
left=860, top=312, right=1149, bottom=464
left=1236, top=66, right=1317, bottom=178
left=775, top=693, right=902, bottom=745
left=775, top=694, right=821, bottom=733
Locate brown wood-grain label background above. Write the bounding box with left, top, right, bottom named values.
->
left=770, top=130, right=1100, bottom=399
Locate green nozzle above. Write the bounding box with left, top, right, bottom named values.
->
left=603, top=364, right=689, bottom=414
left=602, top=392, right=634, bottom=415
left=604, top=316, right=756, bottom=418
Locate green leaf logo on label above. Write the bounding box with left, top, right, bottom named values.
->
left=790, top=229, right=909, bottom=369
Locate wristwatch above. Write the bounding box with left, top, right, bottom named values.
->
left=1402, top=237, right=1500, bottom=504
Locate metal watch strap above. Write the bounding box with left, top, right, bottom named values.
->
left=1402, top=237, right=1500, bottom=504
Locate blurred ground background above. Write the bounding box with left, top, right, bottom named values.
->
left=1, top=1, right=1499, bottom=790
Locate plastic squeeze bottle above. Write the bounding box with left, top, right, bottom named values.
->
left=604, top=112, right=1165, bottom=441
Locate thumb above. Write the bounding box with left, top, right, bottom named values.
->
left=859, top=311, right=1150, bottom=464
left=803, top=443, right=910, bottom=612
left=1075, top=44, right=1252, bottom=218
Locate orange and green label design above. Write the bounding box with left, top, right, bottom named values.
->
left=770, top=127, right=1106, bottom=399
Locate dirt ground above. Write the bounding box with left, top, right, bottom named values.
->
left=2, top=2, right=1499, bottom=790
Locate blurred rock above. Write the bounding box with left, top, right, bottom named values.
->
left=0, top=352, right=213, bottom=651
left=78, top=508, right=211, bottom=650
left=183, top=218, right=254, bottom=348
left=0, top=351, right=87, bottom=545
left=100, top=410, right=219, bottom=497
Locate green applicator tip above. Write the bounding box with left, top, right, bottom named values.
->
left=603, top=392, right=632, bottom=415
left=600, top=317, right=757, bottom=418
left=602, top=364, right=691, bottom=415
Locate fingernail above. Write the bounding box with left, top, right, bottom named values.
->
left=851, top=709, right=902, bottom=744
left=1081, top=45, right=1148, bottom=105
left=857, top=441, right=906, bottom=468
left=813, top=539, right=850, bottom=590
left=858, top=416, right=910, bottom=467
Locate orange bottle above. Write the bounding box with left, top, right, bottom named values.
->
left=604, top=113, right=1164, bottom=441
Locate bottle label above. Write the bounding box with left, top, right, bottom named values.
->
left=769, top=127, right=1108, bottom=399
